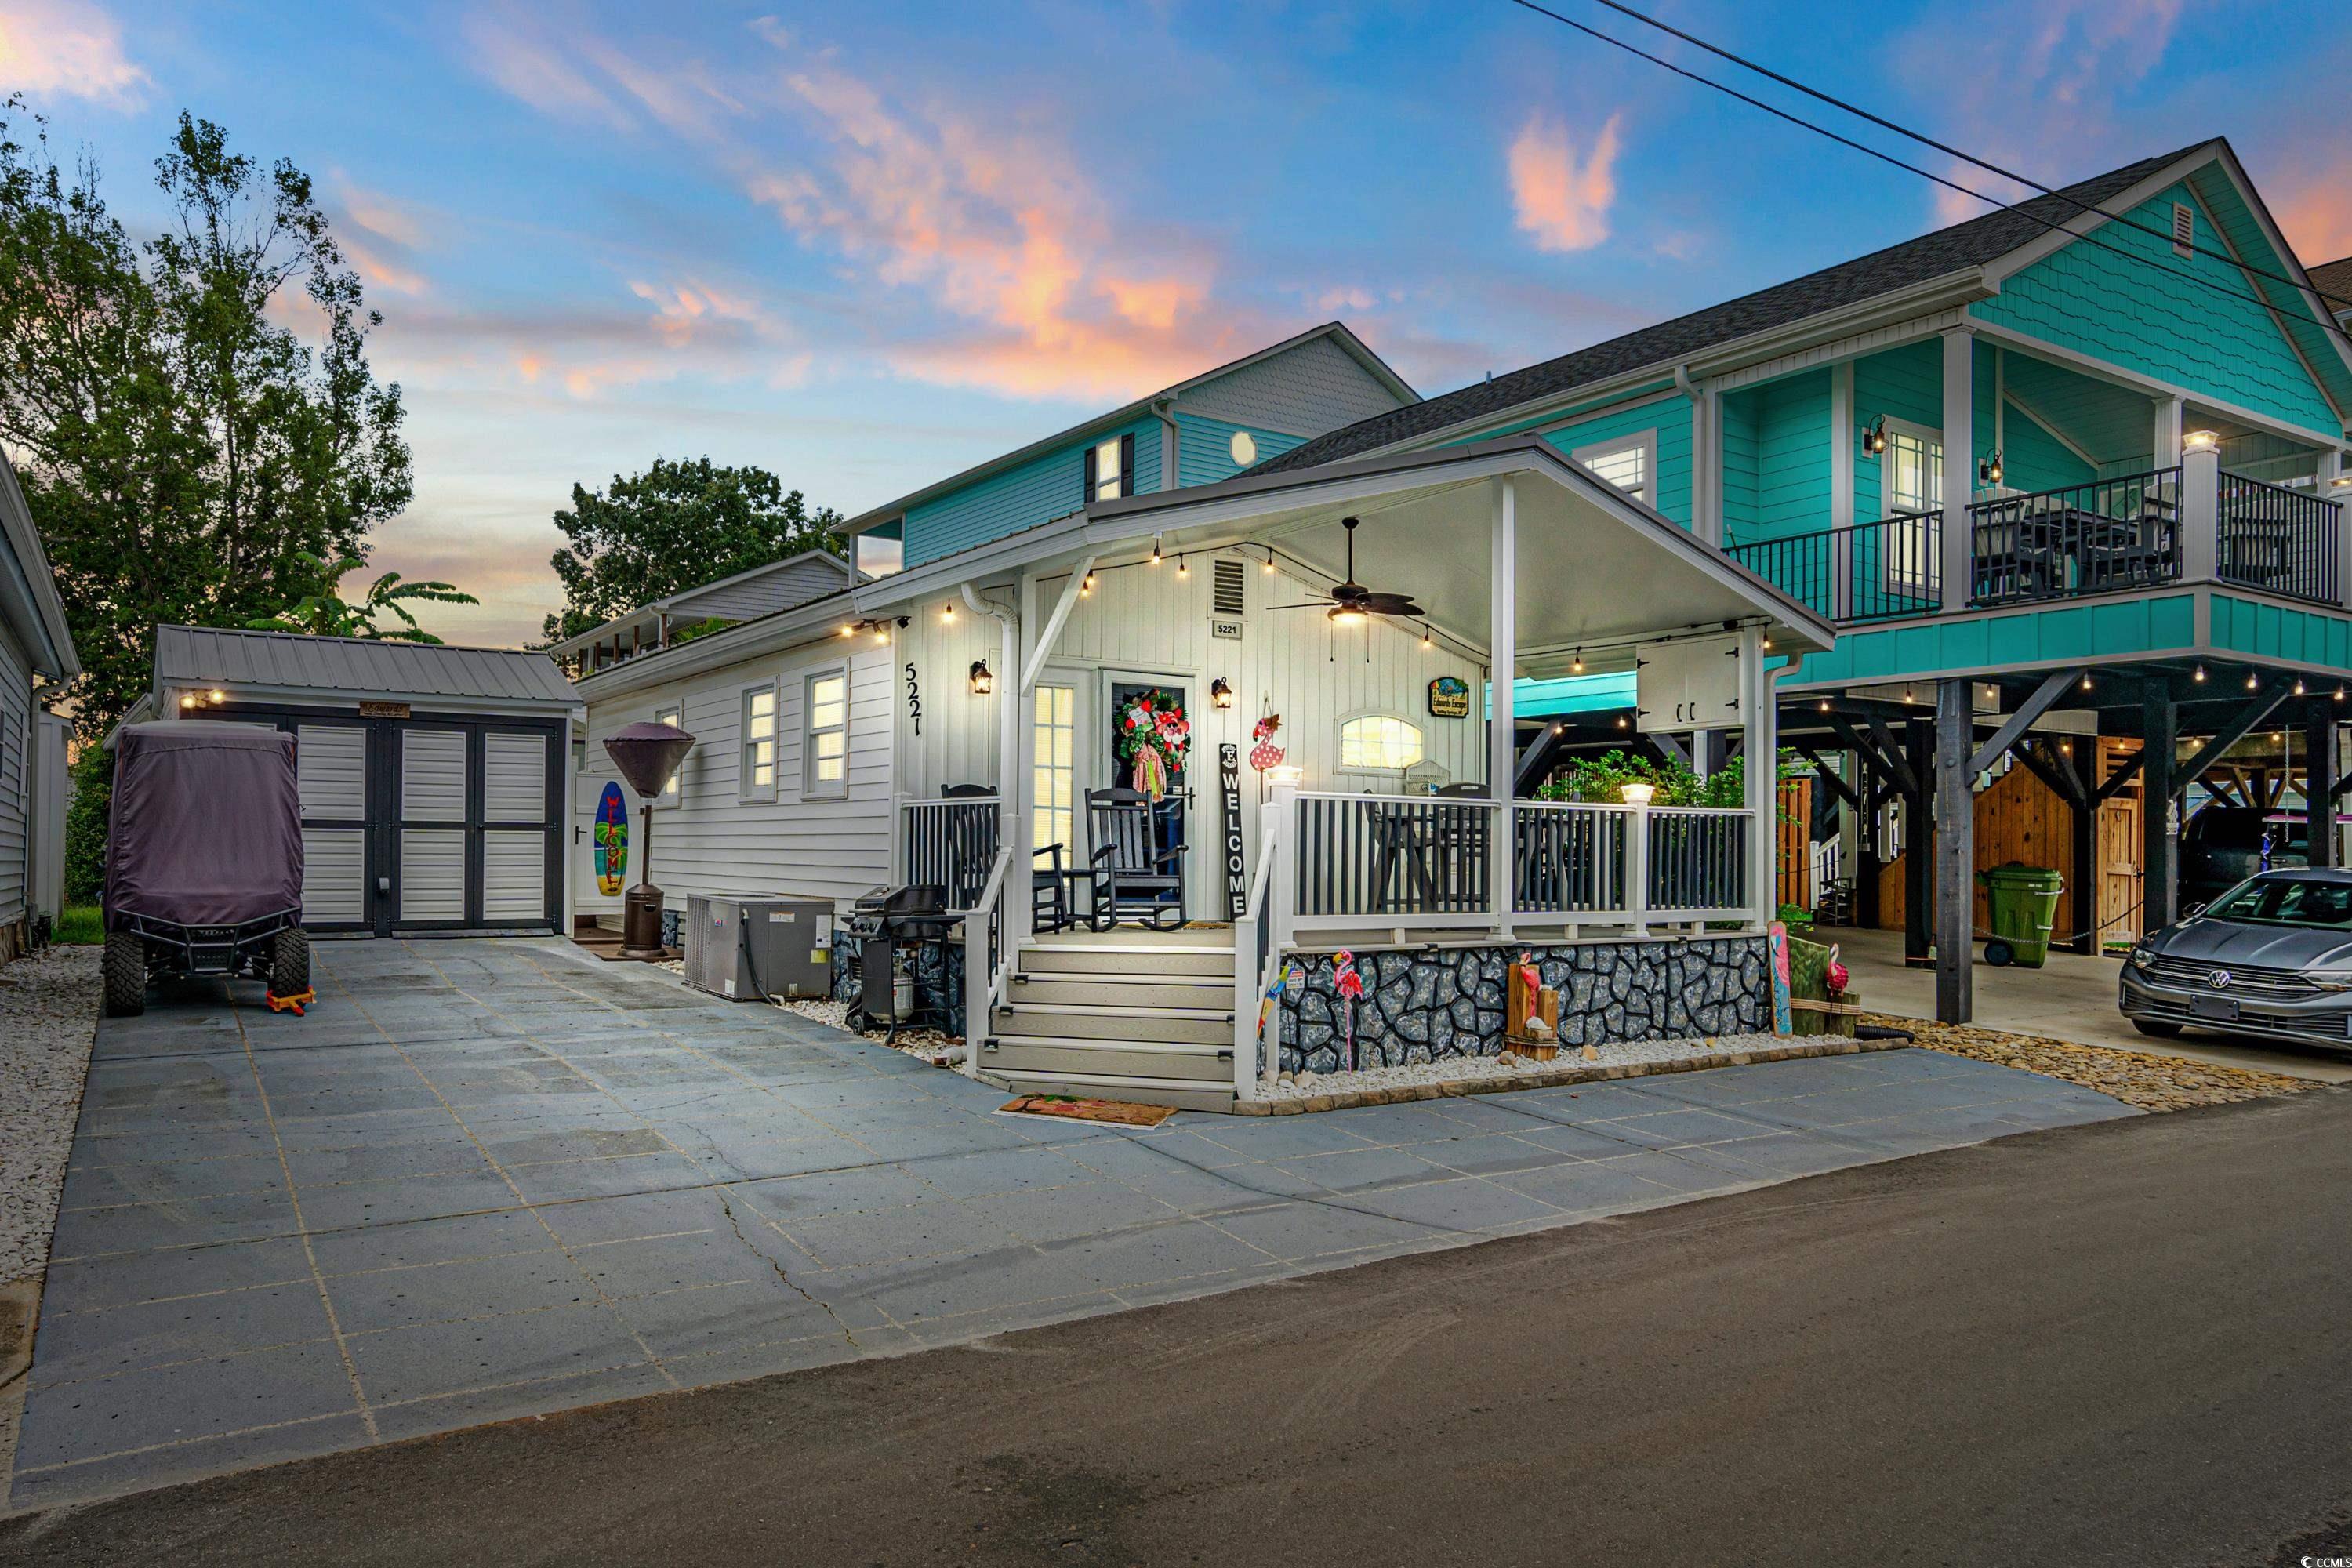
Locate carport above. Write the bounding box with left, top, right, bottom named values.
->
left=114, top=627, right=583, bottom=936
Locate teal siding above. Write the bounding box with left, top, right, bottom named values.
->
left=1971, top=182, right=2340, bottom=436
left=1852, top=340, right=1942, bottom=525
left=1999, top=402, right=2095, bottom=493
left=1795, top=593, right=2198, bottom=684
left=1533, top=397, right=1693, bottom=527
left=1720, top=394, right=1760, bottom=540
left=2211, top=594, right=2352, bottom=672
left=1756, top=370, right=1831, bottom=541
left=902, top=414, right=1163, bottom=567
left=1174, top=412, right=1303, bottom=488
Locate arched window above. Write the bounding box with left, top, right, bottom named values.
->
left=1338, top=713, right=1425, bottom=772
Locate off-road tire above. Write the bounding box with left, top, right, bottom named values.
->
left=103, top=931, right=147, bottom=1017
left=270, top=927, right=310, bottom=996
left=2131, top=1018, right=2183, bottom=1038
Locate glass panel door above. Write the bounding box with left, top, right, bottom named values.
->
left=1033, top=684, right=1076, bottom=858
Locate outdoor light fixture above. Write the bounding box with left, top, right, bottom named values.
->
left=1620, top=782, right=1657, bottom=807
left=2082, top=673, right=2093, bottom=690
left=1329, top=604, right=1367, bottom=626
left=2338, top=687, right=2346, bottom=702
left=1860, top=416, right=1888, bottom=457
left=2183, top=429, right=2221, bottom=453
left=2194, top=665, right=2206, bottom=682
left=209, top=689, right=226, bottom=703
left=179, top=693, right=198, bottom=710
left=1081, top=572, right=1094, bottom=596
left=968, top=659, right=993, bottom=695
left=1150, top=536, right=1163, bottom=567
left=1571, top=648, right=1585, bottom=673
left=2333, top=474, right=2352, bottom=491
left=1266, top=764, right=1305, bottom=788
left=2296, top=680, right=2307, bottom=696
left=1210, top=677, right=1233, bottom=709
left=940, top=601, right=954, bottom=622
left=1261, top=552, right=1276, bottom=574
left=2248, top=672, right=2260, bottom=690
left=1421, top=624, right=1434, bottom=650
left=1979, top=451, right=2004, bottom=485
left=840, top=623, right=856, bottom=638
left=1177, top=554, right=1189, bottom=579
left=1617, top=716, right=1628, bottom=728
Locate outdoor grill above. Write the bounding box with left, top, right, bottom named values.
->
left=844, top=884, right=956, bottom=1042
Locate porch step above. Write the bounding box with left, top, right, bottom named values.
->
left=989, top=1065, right=1237, bottom=1113
left=1018, top=942, right=1234, bottom=979
left=984, top=1034, right=1232, bottom=1082
left=989, top=1001, right=1232, bottom=1046
left=1007, top=972, right=1235, bottom=1010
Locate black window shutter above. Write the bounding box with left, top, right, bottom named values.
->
left=1119, top=432, right=1136, bottom=497
left=1083, top=444, right=1098, bottom=505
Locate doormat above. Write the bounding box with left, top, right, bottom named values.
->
left=996, top=1094, right=1179, bottom=1127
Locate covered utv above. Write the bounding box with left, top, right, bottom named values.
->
left=103, top=721, right=308, bottom=1016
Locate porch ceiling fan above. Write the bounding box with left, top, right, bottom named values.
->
left=1266, top=516, right=1425, bottom=623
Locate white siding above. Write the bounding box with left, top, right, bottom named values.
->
left=484, top=732, right=546, bottom=822
left=302, top=828, right=366, bottom=923
left=481, top=830, right=545, bottom=921
left=296, top=724, right=366, bottom=819
left=0, top=624, right=27, bottom=924
left=401, top=729, right=467, bottom=821
left=401, top=828, right=466, bottom=920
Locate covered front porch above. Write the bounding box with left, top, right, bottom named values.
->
left=862, top=435, right=1833, bottom=1109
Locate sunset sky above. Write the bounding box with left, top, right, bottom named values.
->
left=8, top=0, right=2350, bottom=645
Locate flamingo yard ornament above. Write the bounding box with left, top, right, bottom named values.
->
left=1332, top=949, right=1365, bottom=1071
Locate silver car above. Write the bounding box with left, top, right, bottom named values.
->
left=2120, top=869, right=2352, bottom=1051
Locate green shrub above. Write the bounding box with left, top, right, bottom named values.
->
left=64, top=747, right=112, bottom=906
left=52, top=905, right=104, bottom=945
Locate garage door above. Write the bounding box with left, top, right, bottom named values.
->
left=279, top=713, right=562, bottom=935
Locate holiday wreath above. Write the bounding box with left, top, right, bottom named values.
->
left=1116, top=688, right=1191, bottom=799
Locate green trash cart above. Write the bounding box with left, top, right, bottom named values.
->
left=1976, top=863, right=2064, bottom=968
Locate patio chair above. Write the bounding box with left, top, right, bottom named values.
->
left=940, top=783, right=1000, bottom=911
left=1031, top=842, right=1072, bottom=934
left=1083, top=787, right=1188, bottom=931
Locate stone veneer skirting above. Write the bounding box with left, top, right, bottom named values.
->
left=1279, top=936, right=1769, bottom=1076
left=828, top=933, right=966, bottom=1025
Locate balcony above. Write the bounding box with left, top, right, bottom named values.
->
left=1726, top=462, right=2343, bottom=625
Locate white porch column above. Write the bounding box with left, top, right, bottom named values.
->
left=1490, top=475, right=1517, bottom=939
left=2180, top=434, right=2220, bottom=583
left=1691, top=381, right=1721, bottom=545
left=1740, top=626, right=1774, bottom=929
left=2153, top=395, right=2184, bottom=470
left=1938, top=327, right=1974, bottom=612
left=1007, top=570, right=1040, bottom=956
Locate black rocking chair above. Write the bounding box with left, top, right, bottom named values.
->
left=1083, top=787, right=1189, bottom=931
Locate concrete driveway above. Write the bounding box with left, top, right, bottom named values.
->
left=9, top=938, right=2136, bottom=1510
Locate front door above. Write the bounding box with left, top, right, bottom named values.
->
left=1102, top=676, right=1193, bottom=916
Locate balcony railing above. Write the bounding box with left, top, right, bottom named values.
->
left=1967, top=468, right=2180, bottom=607
left=900, top=794, right=999, bottom=912
left=2219, top=473, right=2339, bottom=605
left=1725, top=512, right=1941, bottom=624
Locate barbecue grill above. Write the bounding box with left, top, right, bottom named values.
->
left=844, top=884, right=956, bottom=1042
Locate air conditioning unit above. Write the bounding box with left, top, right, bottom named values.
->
left=684, top=895, right=837, bottom=1001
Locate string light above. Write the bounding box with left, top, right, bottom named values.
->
left=1571, top=649, right=1585, bottom=673
left=2296, top=679, right=2306, bottom=696
left=1261, top=552, right=1275, bottom=575
left=941, top=601, right=955, bottom=622
left=2080, top=673, right=2092, bottom=690
left=2248, top=672, right=2259, bottom=690
left=839, top=623, right=856, bottom=639
left=1421, top=624, right=1433, bottom=649
left=1177, top=554, right=1189, bottom=579
left=2193, top=665, right=2205, bottom=682
left=1149, top=536, right=1163, bottom=567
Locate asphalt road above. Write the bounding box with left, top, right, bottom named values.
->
left=5, top=1088, right=2347, bottom=1568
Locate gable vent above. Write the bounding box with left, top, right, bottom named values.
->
left=1212, top=557, right=1248, bottom=618
left=2171, top=201, right=2194, bottom=260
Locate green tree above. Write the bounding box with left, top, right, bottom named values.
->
left=540, top=456, right=841, bottom=644
left=0, top=100, right=413, bottom=740
left=246, top=550, right=478, bottom=644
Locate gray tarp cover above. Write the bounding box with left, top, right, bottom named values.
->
left=107, top=721, right=304, bottom=927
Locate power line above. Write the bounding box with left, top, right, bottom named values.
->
left=1568, top=0, right=2352, bottom=315
left=1499, top=0, right=2352, bottom=367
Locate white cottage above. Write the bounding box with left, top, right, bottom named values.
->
left=0, top=449, right=79, bottom=960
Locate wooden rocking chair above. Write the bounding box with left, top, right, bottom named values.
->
left=1083, top=787, right=1189, bottom=931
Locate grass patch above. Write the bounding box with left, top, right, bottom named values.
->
left=52, top=905, right=104, bottom=946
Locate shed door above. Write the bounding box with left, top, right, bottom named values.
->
left=296, top=723, right=371, bottom=934
left=383, top=722, right=561, bottom=935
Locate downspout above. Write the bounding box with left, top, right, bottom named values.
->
left=1152, top=397, right=1180, bottom=491
left=1673, top=364, right=1716, bottom=546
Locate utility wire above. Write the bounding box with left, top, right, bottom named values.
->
left=1564, top=0, right=2352, bottom=315
left=1499, top=0, right=2352, bottom=365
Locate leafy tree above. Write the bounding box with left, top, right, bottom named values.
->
left=246, top=550, right=478, bottom=644
left=541, top=457, right=841, bottom=644
left=0, top=100, right=412, bottom=740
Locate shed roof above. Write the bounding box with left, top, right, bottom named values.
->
left=154, top=625, right=579, bottom=709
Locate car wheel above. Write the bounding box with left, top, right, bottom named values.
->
left=2131, top=1018, right=2183, bottom=1038
left=271, top=927, right=311, bottom=996
left=103, top=931, right=147, bottom=1017
left=1984, top=938, right=2013, bottom=967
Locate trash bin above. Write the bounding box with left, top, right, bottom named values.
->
left=1977, top=863, right=2064, bottom=968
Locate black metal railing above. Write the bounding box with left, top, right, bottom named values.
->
left=1646, top=809, right=1748, bottom=913
left=2219, top=474, right=2339, bottom=605
left=1292, top=796, right=1491, bottom=919
left=1513, top=805, right=1628, bottom=915
left=1966, top=467, right=2180, bottom=607
left=1726, top=511, right=1941, bottom=624
left=902, top=797, right=999, bottom=911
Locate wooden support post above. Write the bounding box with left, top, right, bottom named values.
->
left=1933, top=680, right=1973, bottom=1022
left=1904, top=717, right=1934, bottom=965
left=2143, top=685, right=2179, bottom=931
left=2307, top=701, right=2338, bottom=869
left=1855, top=753, right=1882, bottom=929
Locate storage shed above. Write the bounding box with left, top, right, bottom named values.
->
left=120, top=626, right=584, bottom=937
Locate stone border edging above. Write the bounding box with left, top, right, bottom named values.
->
left=1229, top=1034, right=1911, bottom=1115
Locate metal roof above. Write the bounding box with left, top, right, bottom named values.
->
left=154, top=625, right=580, bottom=710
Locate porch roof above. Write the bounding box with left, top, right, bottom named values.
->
left=1080, top=434, right=1835, bottom=675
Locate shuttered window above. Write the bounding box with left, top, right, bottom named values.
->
left=1083, top=432, right=1135, bottom=503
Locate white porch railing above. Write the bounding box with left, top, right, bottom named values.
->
left=899, top=794, right=1000, bottom=912
left=1282, top=789, right=1760, bottom=935
left=959, top=845, right=1014, bottom=1076
left=1231, top=797, right=1285, bottom=1102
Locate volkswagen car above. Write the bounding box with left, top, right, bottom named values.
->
left=2120, top=869, right=2352, bottom=1051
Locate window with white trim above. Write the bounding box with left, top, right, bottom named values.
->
left=1882, top=420, right=1942, bottom=596
left=1338, top=714, right=1425, bottom=772
left=1033, top=684, right=1076, bottom=854
left=804, top=668, right=849, bottom=796
left=1571, top=430, right=1657, bottom=505
left=739, top=684, right=777, bottom=801
left=655, top=704, right=683, bottom=803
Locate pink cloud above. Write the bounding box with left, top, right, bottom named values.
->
left=2277, top=176, right=2352, bottom=270
left=0, top=0, right=147, bottom=107
left=1508, top=111, right=1623, bottom=254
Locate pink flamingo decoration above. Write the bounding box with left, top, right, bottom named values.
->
left=1332, top=949, right=1366, bottom=1071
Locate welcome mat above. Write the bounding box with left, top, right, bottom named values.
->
left=996, top=1094, right=1179, bottom=1127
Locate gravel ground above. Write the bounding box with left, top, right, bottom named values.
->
left=1862, top=1013, right=2316, bottom=1111
left=0, top=946, right=100, bottom=1286
left=776, top=996, right=967, bottom=1066
left=1262, top=1032, right=1791, bottom=1102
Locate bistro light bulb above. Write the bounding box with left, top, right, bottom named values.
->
left=1177, top=555, right=1189, bottom=578
left=873, top=626, right=888, bottom=644
left=2337, top=687, right=2346, bottom=702
left=1421, top=625, right=1433, bottom=649
left=2081, top=673, right=2092, bottom=690
left=209, top=689, right=226, bottom=703
left=1571, top=649, right=1584, bottom=673
left=941, top=601, right=955, bottom=622
left=2248, top=672, right=2259, bottom=690
left=1617, top=716, right=1628, bottom=729
left=1150, top=537, right=1163, bottom=566
left=1261, top=554, right=1275, bottom=574
left=2296, top=680, right=2307, bottom=696
left=840, top=624, right=856, bottom=638
left=2194, top=665, right=2205, bottom=682
left=179, top=692, right=198, bottom=710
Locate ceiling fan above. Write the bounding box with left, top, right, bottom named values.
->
left=1267, top=516, right=1425, bottom=624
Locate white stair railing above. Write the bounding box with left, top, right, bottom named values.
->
left=960, top=845, right=1014, bottom=1079
left=1232, top=804, right=1285, bottom=1102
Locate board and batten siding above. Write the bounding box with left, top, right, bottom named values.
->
left=901, top=414, right=1163, bottom=569
left=576, top=638, right=896, bottom=916
left=0, top=621, right=30, bottom=925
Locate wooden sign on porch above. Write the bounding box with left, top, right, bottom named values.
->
left=1221, top=742, right=1247, bottom=920
left=1428, top=675, right=1470, bottom=719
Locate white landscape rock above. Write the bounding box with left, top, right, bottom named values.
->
left=0, top=945, right=101, bottom=1286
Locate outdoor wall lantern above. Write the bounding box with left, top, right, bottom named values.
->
left=1210, top=677, right=1233, bottom=709
left=1979, top=450, right=2004, bottom=485
left=1619, top=782, right=1657, bottom=806
left=1860, top=416, right=1888, bottom=457
left=969, top=659, right=994, bottom=696
left=2183, top=429, right=2221, bottom=453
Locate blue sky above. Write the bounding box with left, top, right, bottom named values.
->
left=8, top=0, right=2350, bottom=644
